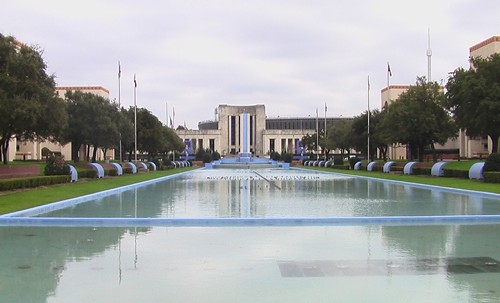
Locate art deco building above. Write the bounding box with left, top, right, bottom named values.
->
left=176, top=104, right=345, bottom=157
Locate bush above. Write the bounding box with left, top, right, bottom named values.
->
left=484, top=153, right=500, bottom=172
left=105, top=169, right=117, bottom=177
left=78, top=169, right=97, bottom=178
left=195, top=148, right=206, bottom=161
left=270, top=151, right=281, bottom=161
left=202, top=152, right=213, bottom=163
left=281, top=152, right=293, bottom=163
left=44, top=155, right=70, bottom=176
left=0, top=176, right=70, bottom=191
left=212, top=151, right=221, bottom=161
left=349, top=157, right=361, bottom=169
left=333, top=156, right=344, bottom=166
left=413, top=167, right=431, bottom=175
left=444, top=169, right=469, bottom=179
left=484, top=172, right=500, bottom=183
left=332, top=164, right=350, bottom=170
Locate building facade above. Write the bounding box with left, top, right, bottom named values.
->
left=380, top=35, right=499, bottom=160
left=10, top=86, right=112, bottom=162
left=177, top=104, right=345, bottom=158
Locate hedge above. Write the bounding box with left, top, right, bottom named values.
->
left=332, top=164, right=350, bottom=170
left=484, top=172, right=500, bottom=183
left=77, top=170, right=97, bottom=179
left=0, top=175, right=70, bottom=191
left=412, top=167, right=431, bottom=175
left=443, top=169, right=469, bottom=179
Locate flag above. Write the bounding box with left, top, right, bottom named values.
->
left=324, top=103, right=327, bottom=112
left=387, top=62, right=392, bottom=77
left=368, top=75, right=370, bottom=90
left=169, top=117, right=173, bottom=128
left=134, top=74, right=137, bottom=88
left=118, top=61, right=121, bottom=78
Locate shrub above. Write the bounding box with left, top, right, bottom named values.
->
left=484, top=172, right=500, bottom=183
left=105, top=169, right=117, bottom=177
left=413, top=167, right=431, bottom=175
left=78, top=169, right=97, bottom=178
left=270, top=151, right=281, bottom=161
left=195, top=148, right=206, bottom=161
left=202, top=152, right=213, bottom=163
left=484, top=153, right=500, bottom=172
left=332, top=164, right=350, bottom=170
left=349, top=157, right=361, bottom=169
left=44, top=155, right=70, bottom=176
left=0, top=176, right=70, bottom=191
left=333, top=156, right=344, bottom=166
left=444, top=169, right=469, bottom=179
left=281, top=152, right=293, bottom=163
left=212, top=151, right=221, bottom=161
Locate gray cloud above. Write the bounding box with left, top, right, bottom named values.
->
left=1, top=0, right=498, bottom=128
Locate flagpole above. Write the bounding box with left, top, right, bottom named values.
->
left=387, top=62, right=391, bottom=87
left=118, top=61, right=122, bottom=163
left=316, top=107, right=319, bottom=160
left=367, top=75, right=370, bottom=161
left=134, top=74, right=137, bottom=162
left=165, top=102, right=168, bottom=126
left=324, top=103, right=327, bottom=161
left=172, top=106, right=175, bottom=161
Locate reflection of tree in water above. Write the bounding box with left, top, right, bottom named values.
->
left=0, top=187, right=164, bottom=302
left=381, top=224, right=500, bottom=301
left=0, top=226, right=147, bottom=302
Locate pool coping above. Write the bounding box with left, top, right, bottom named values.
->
left=2, top=215, right=500, bottom=227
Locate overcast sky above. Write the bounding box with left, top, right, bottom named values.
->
left=2, top=0, right=499, bottom=129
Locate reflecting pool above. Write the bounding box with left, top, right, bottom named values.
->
left=1, top=168, right=500, bottom=303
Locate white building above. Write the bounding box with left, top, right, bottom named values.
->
left=176, top=104, right=346, bottom=158
left=11, top=86, right=113, bottom=162
left=380, top=36, right=499, bottom=160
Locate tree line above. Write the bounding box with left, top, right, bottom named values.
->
left=0, top=34, right=184, bottom=164
left=302, top=54, right=500, bottom=162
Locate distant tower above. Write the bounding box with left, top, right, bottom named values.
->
left=427, top=28, right=432, bottom=82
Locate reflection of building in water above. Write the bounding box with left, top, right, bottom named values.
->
left=177, top=104, right=348, bottom=157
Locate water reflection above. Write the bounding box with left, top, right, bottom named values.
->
left=3, top=168, right=500, bottom=302
left=1, top=225, right=499, bottom=302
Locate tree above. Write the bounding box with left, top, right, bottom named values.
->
left=86, top=97, right=120, bottom=162
left=0, top=34, right=67, bottom=163
left=122, top=107, right=184, bottom=161
left=301, top=133, right=316, bottom=157
left=115, top=107, right=134, bottom=162
left=326, top=119, right=354, bottom=156
left=351, top=111, right=390, bottom=161
left=379, top=77, right=456, bottom=161
left=64, top=91, right=121, bottom=162
left=445, top=53, right=500, bottom=153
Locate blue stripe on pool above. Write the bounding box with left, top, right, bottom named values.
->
left=2, top=215, right=500, bottom=227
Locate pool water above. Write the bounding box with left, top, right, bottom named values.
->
left=1, top=168, right=500, bottom=303
left=23, top=168, right=500, bottom=218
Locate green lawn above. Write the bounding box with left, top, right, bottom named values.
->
left=302, top=166, right=500, bottom=194
left=0, top=166, right=199, bottom=215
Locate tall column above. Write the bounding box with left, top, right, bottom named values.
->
left=240, top=112, right=250, bottom=154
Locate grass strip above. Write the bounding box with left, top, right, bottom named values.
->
left=0, top=166, right=198, bottom=215
left=303, top=166, right=500, bottom=194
